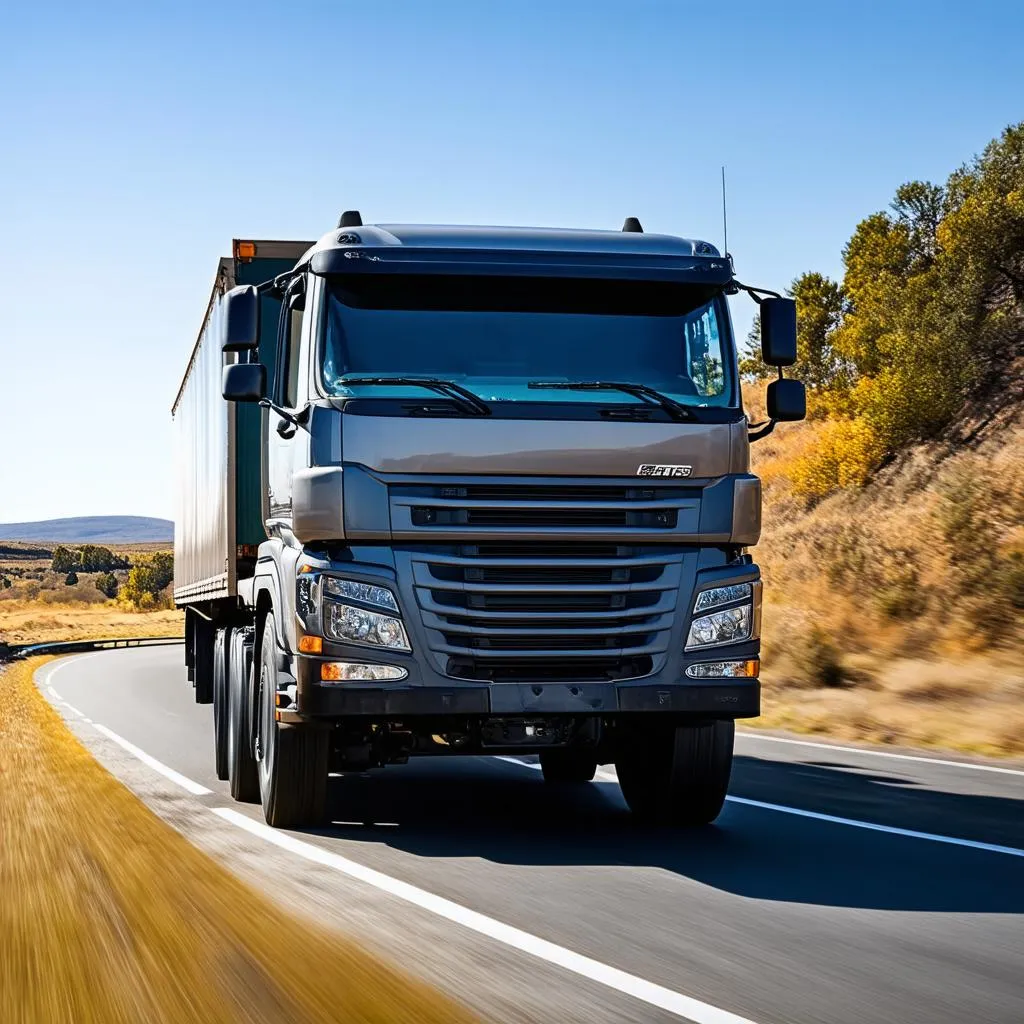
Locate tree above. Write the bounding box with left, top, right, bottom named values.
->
left=95, top=572, right=119, bottom=599
left=51, top=546, right=77, bottom=574
left=0, top=576, right=11, bottom=590
left=740, top=272, right=848, bottom=388
left=891, top=180, right=945, bottom=267
left=64, top=570, right=79, bottom=586
left=120, top=552, right=174, bottom=608
left=79, top=545, right=129, bottom=572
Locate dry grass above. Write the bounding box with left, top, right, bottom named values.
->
left=0, top=657, right=474, bottom=1024
left=743, top=380, right=1024, bottom=758
left=0, top=601, right=184, bottom=645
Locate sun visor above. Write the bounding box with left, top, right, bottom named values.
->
left=309, top=246, right=734, bottom=286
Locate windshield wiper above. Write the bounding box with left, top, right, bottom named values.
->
left=527, top=380, right=695, bottom=421
left=339, top=377, right=491, bottom=416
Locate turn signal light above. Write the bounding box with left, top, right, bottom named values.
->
left=298, top=635, right=322, bottom=654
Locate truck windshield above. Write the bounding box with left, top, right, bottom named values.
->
left=320, top=275, right=734, bottom=408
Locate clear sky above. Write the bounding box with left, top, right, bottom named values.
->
left=1, top=0, right=1021, bottom=523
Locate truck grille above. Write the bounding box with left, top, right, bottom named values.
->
left=391, top=480, right=699, bottom=540
left=408, top=541, right=682, bottom=681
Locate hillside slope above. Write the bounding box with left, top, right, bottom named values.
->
left=0, top=516, right=173, bottom=544
left=747, top=380, right=1024, bottom=756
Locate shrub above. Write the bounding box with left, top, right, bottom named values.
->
left=64, top=570, right=79, bottom=586
left=95, top=571, right=119, bottom=599
left=791, top=419, right=884, bottom=502
left=120, top=552, right=174, bottom=609
left=794, top=626, right=845, bottom=687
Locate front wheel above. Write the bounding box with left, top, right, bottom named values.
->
left=255, top=614, right=328, bottom=828
left=616, top=721, right=734, bottom=826
left=540, top=749, right=597, bottom=784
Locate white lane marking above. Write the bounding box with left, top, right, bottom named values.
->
left=502, top=759, right=1024, bottom=858
left=212, top=807, right=760, bottom=1024
left=91, top=724, right=212, bottom=796
left=495, top=755, right=542, bottom=770
left=725, top=795, right=1024, bottom=858
left=737, top=731, right=1024, bottom=777
left=47, top=685, right=63, bottom=700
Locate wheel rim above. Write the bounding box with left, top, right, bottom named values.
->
left=255, top=662, right=269, bottom=766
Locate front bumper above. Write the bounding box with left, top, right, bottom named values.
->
left=283, top=676, right=759, bottom=720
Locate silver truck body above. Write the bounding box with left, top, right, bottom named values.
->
left=173, top=219, right=800, bottom=828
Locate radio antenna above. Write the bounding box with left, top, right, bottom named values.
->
left=721, top=166, right=728, bottom=257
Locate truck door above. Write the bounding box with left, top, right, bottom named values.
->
left=265, top=276, right=309, bottom=529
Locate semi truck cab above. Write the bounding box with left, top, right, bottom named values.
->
left=174, top=214, right=804, bottom=827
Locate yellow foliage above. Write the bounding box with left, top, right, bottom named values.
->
left=790, top=419, right=885, bottom=501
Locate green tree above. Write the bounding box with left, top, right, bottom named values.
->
left=740, top=272, right=848, bottom=389
left=64, top=570, right=79, bottom=586
left=51, top=546, right=77, bottom=573
left=95, top=572, right=119, bottom=599
left=79, top=545, right=129, bottom=572
left=0, top=576, right=11, bottom=590
left=120, top=552, right=174, bottom=608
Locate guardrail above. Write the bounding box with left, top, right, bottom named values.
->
left=0, top=636, right=185, bottom=663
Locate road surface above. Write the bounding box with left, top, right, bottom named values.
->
left=38, top=646, right=1024, bottom=1024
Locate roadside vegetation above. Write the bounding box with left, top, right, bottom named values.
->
left=746, top=123, right=1024, bottom=757
left=0, top=656, right=473, bottom=1023
left=0, top=541, right=183, bottom=646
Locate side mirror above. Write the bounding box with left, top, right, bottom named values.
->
left=760, top=297, right=797, bottom=367
left=223, top=362, right=266, bottom=403
left=223, top=285, right=259, bottom=352
left=767, top=377, right=806, bottom=421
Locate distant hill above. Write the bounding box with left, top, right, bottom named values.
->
left=0, top=516, right=173, bottom=544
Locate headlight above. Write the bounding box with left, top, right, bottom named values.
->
left=323, top=577, right=399, bottom=613
left=694, top=583, right=752, bottom=612
left=685, top=604, right=751, bottom=650
left=324, top=602, right=411, bottom=651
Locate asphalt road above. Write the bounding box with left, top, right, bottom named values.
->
left=38, top=646, right=1024, bottom=1024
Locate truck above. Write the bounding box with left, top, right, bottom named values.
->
left=172, top=213, right=804, bottom=828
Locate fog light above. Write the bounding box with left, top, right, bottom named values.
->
left=321, top=662, right=408, bottom=682
left=685, top=659, right=759, bottom=679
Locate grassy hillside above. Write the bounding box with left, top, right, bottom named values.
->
left=747, top=377, right=1024, bottom=756
left=0, top=516, right=173, bottom=544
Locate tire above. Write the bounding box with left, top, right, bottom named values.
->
left=193, top=615, right=214, bottom=705
left=540, top=748, right=597, bottom=784
left=255, top=614, right=329, bottom=827
left=212, top=627, right=232, bottom=781
left=227, top=628, right=259, bottom=802
left=616, top=721, right=734, bottom=826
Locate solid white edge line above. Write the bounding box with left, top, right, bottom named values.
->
left=503, top=760, right=1024, bottom=858
left=724, top=795, right=1024, bottom=858
left=91, top=724, right=212, bottom=796
left=211, top=806, right=760, bottom=1024
left=737, top=731, right=1024, bottom=777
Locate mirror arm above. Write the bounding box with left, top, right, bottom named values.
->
left=259, top=400, right=310, bottom=438
left=748, top=368, right=787, bottom=442
left=747, top=419, right=776, bottom=442
left=730, top=279, right=784, bottom=305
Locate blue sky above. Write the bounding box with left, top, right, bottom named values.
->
left=1, top=0, right=1021, bottom=522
